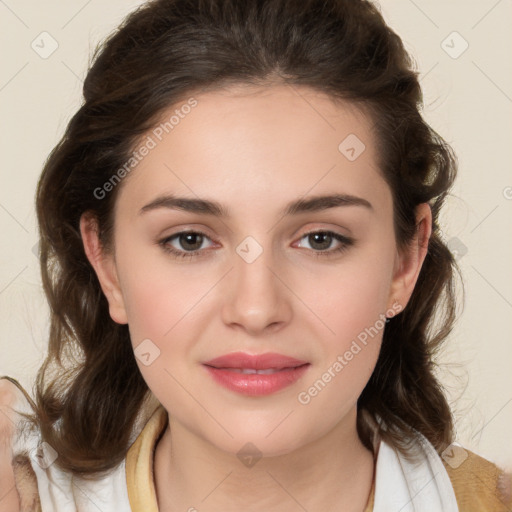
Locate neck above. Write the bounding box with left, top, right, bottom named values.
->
left=154, top=407, right=376, bottom=512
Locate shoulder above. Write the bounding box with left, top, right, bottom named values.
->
left=1, top=375, right=146, bottom=512
left=441, top=444, right=512, bottom=511
left=0, top=376, right=41, bottom=511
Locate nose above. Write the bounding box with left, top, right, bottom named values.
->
left=220, top=242, right=292, bottom=336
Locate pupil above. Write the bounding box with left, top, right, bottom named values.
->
left=310, top=233, right=331, bottom=250
left=181, top=233, right=202, bottom=250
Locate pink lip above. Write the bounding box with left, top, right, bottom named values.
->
left=203, top=351, right=309, bottom=370
left=202, top=352, right=310, bottom=396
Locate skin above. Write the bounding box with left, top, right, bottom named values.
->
left=81, top=83, right=431, bottom=512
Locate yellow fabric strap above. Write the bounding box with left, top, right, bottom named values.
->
left=364, top=477, right=375, bottom=512
left=126, top=404, right=167, bottom=512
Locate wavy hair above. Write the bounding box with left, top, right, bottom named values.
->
left=12, top=0, right=462, bottom=476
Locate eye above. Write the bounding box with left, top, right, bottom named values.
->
left=159, top=230, right=215, bottom=259
left=295, top=230, right=354, bottom=256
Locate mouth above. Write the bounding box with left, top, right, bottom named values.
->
left=201, top=352, right=311, bottom=396
left=203, top=351, right=309, bottom=371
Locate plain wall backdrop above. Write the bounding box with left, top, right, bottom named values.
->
left=1, top=0, right=511, bottom=470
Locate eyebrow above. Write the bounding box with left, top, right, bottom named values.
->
left=139, top=193, right=373, bottom=217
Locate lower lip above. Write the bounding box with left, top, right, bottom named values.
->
left=203, top=364, right=310, bottom=396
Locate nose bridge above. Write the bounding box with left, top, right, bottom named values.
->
left=221, top=234, right=290, bottom=333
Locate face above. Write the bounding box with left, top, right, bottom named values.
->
left=82, top=83, right=429, bottom=457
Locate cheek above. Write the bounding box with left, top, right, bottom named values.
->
left=115, top=239, right=213, bottom=344
left=117, top=259, right=210, bottom=405
left=293, top=247, right=394, bottom=398
left=114, top=249, right=224, bottom=402
left=298, top=250, right=394, bottom=345
left=295, top=285, right=385, bottom=423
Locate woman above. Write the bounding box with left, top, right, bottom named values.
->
left=1, top=0, right=510, bottom=510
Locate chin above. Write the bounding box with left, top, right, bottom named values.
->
left=209, top=423, right=307, bottom=460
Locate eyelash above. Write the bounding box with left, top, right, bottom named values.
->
left=158, top=230, right=354, bottom=260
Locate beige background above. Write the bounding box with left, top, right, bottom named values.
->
left=1, top=0, right=511, bottom=470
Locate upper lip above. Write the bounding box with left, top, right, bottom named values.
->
left=203, top=352, right=309, bottom=370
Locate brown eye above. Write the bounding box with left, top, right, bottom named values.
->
left=307, top=232, right=334, bottom=251
left=296, top=230, right=354, bottom=257
left=176, top=232, right=204, bottom=251
left=159, top=230, right=214, bottom=259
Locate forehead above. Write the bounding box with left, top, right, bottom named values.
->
left=115, top=83, right=391, bottom=220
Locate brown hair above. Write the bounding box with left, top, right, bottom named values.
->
left=15, top=0, right=461, bottom=476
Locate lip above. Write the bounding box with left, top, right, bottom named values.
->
left=203, top=351, right=309, bottom=370
left=202, top=352, right=310, bottom=396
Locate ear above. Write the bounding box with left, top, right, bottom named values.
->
left=387, top=203, right=432, bottom=313
left=79, top=212, right=128, bottom=324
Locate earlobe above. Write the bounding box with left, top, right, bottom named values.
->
left=387, top=203, right=432, bottom=312
left=79, top=213, right=128, bottom=325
